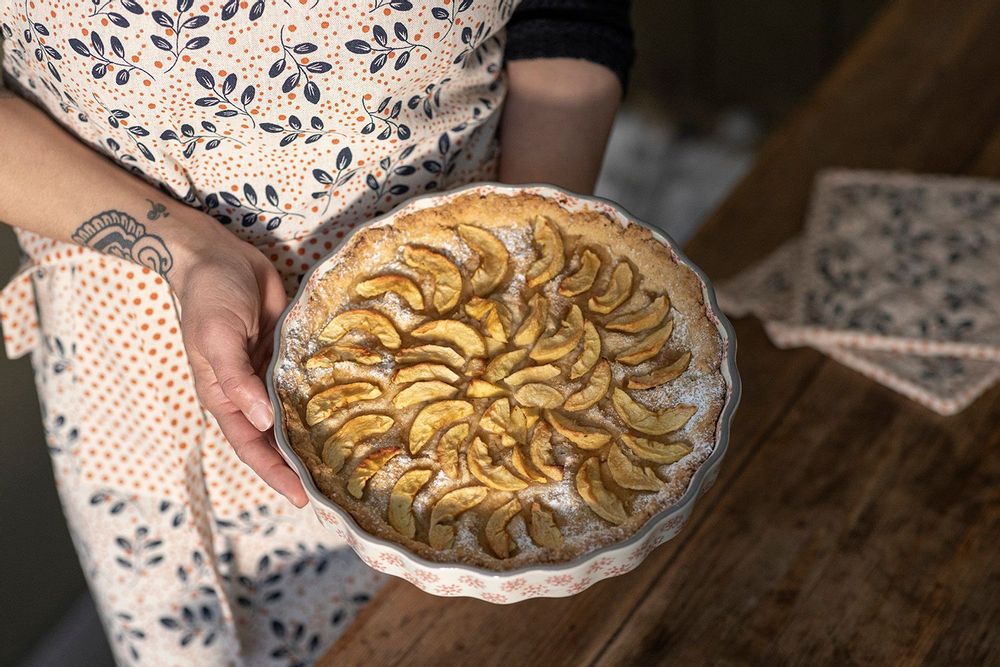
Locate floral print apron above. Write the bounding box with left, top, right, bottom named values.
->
left=0, top=0, right=515, bottom=664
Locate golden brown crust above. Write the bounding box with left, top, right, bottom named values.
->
left=273, top=191, right=727, bottom=570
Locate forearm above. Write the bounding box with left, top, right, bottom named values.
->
left=498, top=58, right=622, bottom=194
left=0, top=90, right=223, bottom=288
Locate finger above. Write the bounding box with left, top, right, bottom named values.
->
left=258, top=260, right=289, bottom=326
left=212, top=398, right=307, bottom=507
left=190, top=357, right=307, bottom=507
left=196, top=318, right=274, bottom=432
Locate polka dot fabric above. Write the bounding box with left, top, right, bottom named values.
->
left=0, top=1, right=518, bottom=664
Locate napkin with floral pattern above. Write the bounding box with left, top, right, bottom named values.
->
left=715, top=170, right=1000, bottom=415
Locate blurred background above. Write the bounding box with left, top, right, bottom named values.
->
left=1, top=1, right=886, bottom=663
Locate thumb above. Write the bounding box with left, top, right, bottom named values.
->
left=197, top=317, right=274, bottom=432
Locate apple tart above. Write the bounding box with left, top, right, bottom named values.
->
left=274, top=192, right=727, bottom=569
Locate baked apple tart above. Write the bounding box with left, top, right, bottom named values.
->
left=273, top=191, right=728, bottom=569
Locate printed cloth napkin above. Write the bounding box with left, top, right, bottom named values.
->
left=716, top=170, right=1000, bottom=415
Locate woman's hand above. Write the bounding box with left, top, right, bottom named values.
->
left=0, top=91, right=306, bottom=506
left=170, top=221, right=307, bottom=507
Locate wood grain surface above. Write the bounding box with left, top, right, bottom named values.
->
left=320, top=1, right=1000, bottom=664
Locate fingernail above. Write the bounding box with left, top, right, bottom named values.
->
left=247, top=402, right=273, bottom=431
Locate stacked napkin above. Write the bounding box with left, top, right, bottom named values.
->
left=716, top=170, right=1000, bottom=415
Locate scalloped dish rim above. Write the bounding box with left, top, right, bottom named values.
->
left=266, top=182, right=741, bottom=596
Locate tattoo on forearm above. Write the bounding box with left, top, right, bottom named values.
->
left=146, top=199, right=169, bottom=220
left=71, top=210, right=174, bottom=276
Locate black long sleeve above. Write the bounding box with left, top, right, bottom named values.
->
left=504, top=0, right=634, bottom=91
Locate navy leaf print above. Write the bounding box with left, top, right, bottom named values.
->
left=69, top=39, right=91, bottom=57
left=337, top=146, right=353, bottom=170
left=432, top=0, right=474, bottom=40
left=151, top=4, right=211, bottom=72
left=195, top=68, right=214, bottom=88
left=360, top=93, right=411, bottom=141
left=209, top=183, right=304, bottom=230
left=344, top=21, right=428, bottom=73
left=311, top=147, right=358, bottom=214
left=110, top=36, right=125, bottom=59
left=158, top=599, right=224, bottom=649
left=160, top=121, right=245, bottom=157
left=222, top=0, right=265, bottom=21
left=21, top=9, right=63, bottom=81
left=110, top=611, right=146, bottom=662
left=260, top=113, right=339, bottom=147
left=364, top=143, right=417, bottom=212
left=453, top=20, right=494, bottom=66
left=71, top=33, right=153, bottom=84
left=93, top=96, right=157, bottom=162
left=345, top=40, right=371, bottom=54
left=371, top=0, right=413, bottom=11
left=221, top=0, right=239, bottom=20
left=269, top=27, right=331, bottom=104
left=193, top=69, right=257, bottom=127
left=407, top=77, right=451, bottom=119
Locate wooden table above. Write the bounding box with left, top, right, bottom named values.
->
left=321, top=1, right=1000, bottom=663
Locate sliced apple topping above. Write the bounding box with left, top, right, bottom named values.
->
left=319, top=309, right=401, bottom=349
left=437, top=423, right=469, bottom=478
left=355, top=274, right=425, bottom=311
left=465, top=297, right=512, bottom=343
left=305, top=382, right=382, bottom=426
left=402, top=245, right=463, bottom=313
left=514, top=383, right=564, bottom=408
left=611, top=388, right=696, bottom=436
left=513, top=293, right=548, bottom=347
left=607, top=442, right=663, bottom=491
left=392, top=363, right=460, bottom=385
left=347, top=447, right=402, bottom=499
left=467, top=437, right=528, bottom=491
left=465, top=379, right=506, bottom=398
left=409, top=400, right=474, bottom=454
left=544, top=410, right=611, bottom=450
left=485, top=497, right=522, bottom=558
left=483, top=348, right=528, bottom=383
left=458, top=224, right=509, bottom=296
left=576, top=458, right=627, bottom=525
left=428, top=486, right=489, bottom=549
left=620, top=434, right=692, bottom=464
left=510, top=444, right=548, bottom=483
left=528, top=423, right=562, bottom=481
left=569, top=320, right=601, bottom=379
left=588, top=262, right=633, bottom=314
left=628, top=352, right=691, bottom=389
left=530, top=304, right=584, bottom=362
left=306, top=344, right=382, bottom=370
left=563, top=359, right=611, bottom=412
left=387, top=468, right=433, bottom=539
left=396, top=344, right=466, bottom=369
left=627, top=351, right=691, bottom=389
left=529, top=502, right=564, bottom=549
left=558, top=248, right=601, bottom=296
left=526, top=216, right=565, bottom=288
left=411, top=320, right=486, bottom=358
left=391, top=380, right=458, bottom=409
left=617, top=320, right=674, bottom=365
left=606, top=294, right=669, bottom=333
left=508, top=405, right=538, bottom=443
left=322, top=413, right=394, bottom=472
left=479, top=398, right=511, bottom=435
left=503, top=363, right=560, bottom=387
